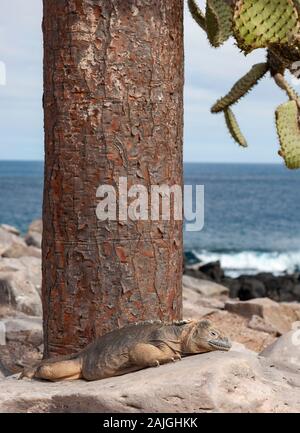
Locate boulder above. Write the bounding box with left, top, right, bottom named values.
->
left=1, top=316, right=43, bottom=346
left=198, top=260, right=224, bottom=283
left=0, top=349, right=300, bottom=412
left=233, top=273, right=300, bottom=303
left=237, top=277, right=266, bottom=300
left=0, top=360, right=11, bottom=378
left=222, top=277, right=241, bottom=298
left=207, top=310, right=275, bottom=353
left=248, top=315, right=277, bottom=335
left=183, top=287, right=217, bottom=319
left=2, top=244, right=41, bottom=259
left=183, top=275, right=229, bottom=298
left=225, top=298, right=300, bottom=335
left=0, top=321, right=5, bottom=346
left=272, top=273, right=300, bottom=302
left=260, top=330, right=300, bottom=370
left=230, top=341, right=257, bottom=356
left=28, top=220, right=42, bottom=235
left=292, top=284, right=300, bottom=298
left=0, top=225, right=20, bottom=236
left=0, top=228, right=26, bottom=257
left=25, top=220, right=42, bottom=249
left=0, top=257, right=42, bottom=294
left=0, top=270, right=42, bottom=316
left=183, top=268, right=211, bottom=281
left=25, top=232, right=42, bottom=249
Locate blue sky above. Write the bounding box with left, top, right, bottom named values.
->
left=0, top=0, right=295, bottom=162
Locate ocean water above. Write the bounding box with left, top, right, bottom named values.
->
left=184, top=163, right=300, bottom=276
left=0, top=161, right=300, bottom=276
left=0, top=161, right=43, bottom=234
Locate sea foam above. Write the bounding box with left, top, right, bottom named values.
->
left=192, top=250, right=300, bottom=278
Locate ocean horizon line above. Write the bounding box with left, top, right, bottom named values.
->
left=0, top=159, right=283, bottom=166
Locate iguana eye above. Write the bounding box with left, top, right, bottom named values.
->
left=210, top=331, right=217, bottom=337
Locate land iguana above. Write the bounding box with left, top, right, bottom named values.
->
left=20, top=319, right=231, bottom=382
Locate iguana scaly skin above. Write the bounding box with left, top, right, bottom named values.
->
left=188, top=0, right=300, bottom=169
left=20, top=319, right=231, bottom=382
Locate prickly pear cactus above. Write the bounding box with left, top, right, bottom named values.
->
left=211, top=63, right=269, bottom=112
left=188, top=0, right=300, bottom=169
left=276, top=100, right=300, bottom=169
left=206, top=0, right=233, bottom=47
left=224, top=107, right=248, bottom=147
left=234, top=0, right=300, bottom=53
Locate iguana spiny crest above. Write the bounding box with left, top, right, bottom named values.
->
left=188, top=0, right=300, bottom=169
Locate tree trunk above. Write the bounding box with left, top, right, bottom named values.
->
left=42, top=0, right=184, bottom=357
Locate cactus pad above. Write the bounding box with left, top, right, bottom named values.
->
left=205, top=0, right=233, bottom=47
left=276, top=100, right=300, bottom=169
left=188, top=0, right=300, bottom=169
left=224, top=108, right=248, bottom=147
left=234, top=0, right=300, bottom=53
left=211, top=62, right=268, bottom=113
left=188, top=0, right=207, bottom=31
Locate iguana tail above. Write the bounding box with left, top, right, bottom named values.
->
left=19, top=353, right=83, bottom=381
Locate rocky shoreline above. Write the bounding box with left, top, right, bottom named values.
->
left=0, top=222, right=299, bottom=412
left=184, top=254, right=300, bottom=302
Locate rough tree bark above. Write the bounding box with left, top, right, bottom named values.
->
left=43, top=0, right=184, bottom=357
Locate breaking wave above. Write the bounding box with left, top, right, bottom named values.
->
left=190, top=250, right=300, bottom=278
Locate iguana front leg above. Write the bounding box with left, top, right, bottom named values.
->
left=129, top=343, right=180, bottom=368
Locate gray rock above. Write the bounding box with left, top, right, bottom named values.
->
left=260, top=330, right=300, bottom=371
left=0, top=270, right=42, bottom=316
left=24, top=220, right=42, bottom=249
left=183, top=275, right=229, bottom=297
left=0, top=350, right=299, bottom=412
left=28, top=220, right=42, bottom=235
left=248, top=315, right=277, bottom=335
left=1, top=316, right=43, bottom=346
left=225, top=298, right=300, bottom=335
left=25, top=232, right=42, bottom=249
left=0, top=228, right=26, bottom=257
left=230, top=341, right=257, bottom=356
left=183, top=288, right=217, bottom=319
left=0, top=257, right=42, bottom=294
left=238, top=277, right=266, bottom=300
left=2, top=244, right=41, bottom=259
left=198, top=260, right=224, bottom=283
left=0, top=225, right=20, bottom=236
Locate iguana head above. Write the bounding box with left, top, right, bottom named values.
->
left=182, top=319, right=231, bottom=354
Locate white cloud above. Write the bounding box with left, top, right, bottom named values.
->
left=0, top=0, right=43, bottom=160
left=184, top=1, right=287, bottom=163
left=0, top=0, right=289, bottom=163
